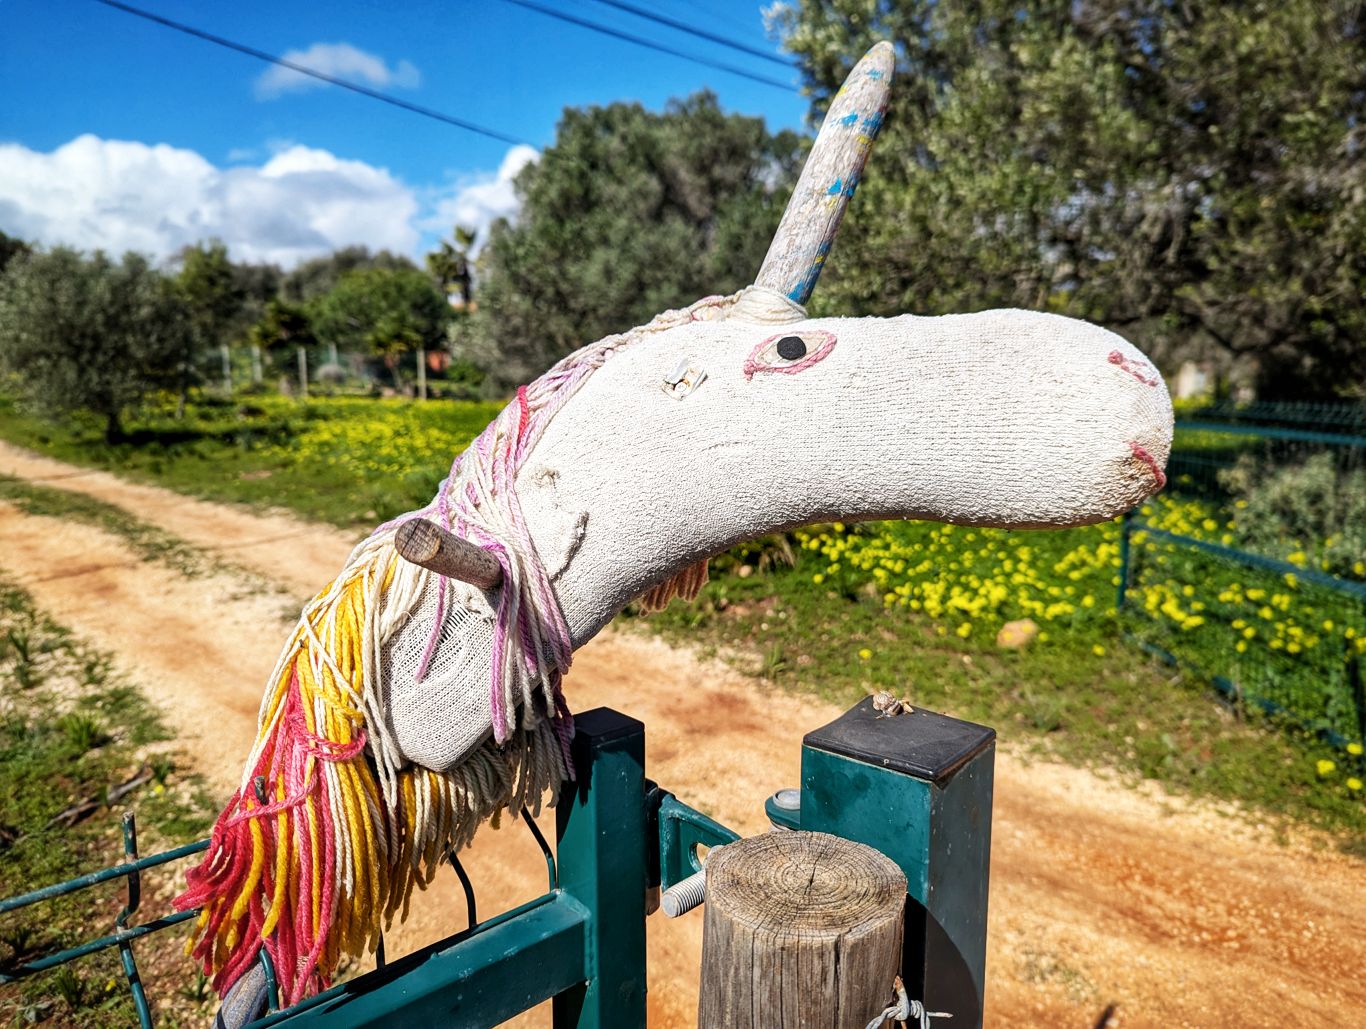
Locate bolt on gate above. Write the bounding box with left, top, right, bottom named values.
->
left=1, top=699, right=995, bottom=1028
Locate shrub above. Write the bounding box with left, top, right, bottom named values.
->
left=1220, top=453, right=1366, bottom=579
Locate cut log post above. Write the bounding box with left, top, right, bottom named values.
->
left=754, top=41, right=894, bottom=306
left=394, top=518, right=503, bottom=590
left=699, top=831, right=906, bottom=1028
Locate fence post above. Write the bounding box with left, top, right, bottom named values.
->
left=297, top=346, right=308, bottom=400
left=698, top=832, right=905, bottom=1027
left=221, top=343, right=232, bottom=394
left=1116, top=509, right=1134, bottom=611
left=799, top=698, right=994, bottom=1029
left=1350, top=649, right=1365, bottom=776
left=553, top=708, right=649, bottom=1029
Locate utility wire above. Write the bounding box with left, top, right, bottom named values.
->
left=586, top=0, right=796, bottom=68
left=500, top=0, right=798, bottom=93
left=88, top=0, right=532, bottom=147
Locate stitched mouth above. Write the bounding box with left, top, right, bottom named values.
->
left=1108, top=349, right=1160, bottom=387
left=1127, top=440, right=1167, bottom=490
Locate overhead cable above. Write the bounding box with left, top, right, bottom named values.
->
left=587, top=0, right=796, bottom=68
left=500, top=0, right=798, bottom=93
left=89, top=0, right=532, bottom=146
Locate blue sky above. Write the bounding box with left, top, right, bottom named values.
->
left=0, top=0, right=810, bottom=266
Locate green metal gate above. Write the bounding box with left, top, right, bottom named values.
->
left=2, top=701, right=995, bottom=1028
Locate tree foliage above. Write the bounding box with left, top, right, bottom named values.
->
left=473, top=92, right=804, bottom=383
left=247, top=298, right=315, bottom=355
left=0, top=248, right=190, bottom=441
left=310, top=267, right=451, bottom=388
left=772, top=0, right=1365, bottom=399
left=175, top=240, right=244, bottom=350
left=0, top=231, right=29, bottom=277
left=427, top=226, right=477, bottom=308
left=281, top=246, right=418, bottom=304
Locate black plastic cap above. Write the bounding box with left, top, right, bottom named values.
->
left=803, top=697, right=995, bottom=785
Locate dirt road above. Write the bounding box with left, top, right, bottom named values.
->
left=1, top=441, right=1362, bottom=1027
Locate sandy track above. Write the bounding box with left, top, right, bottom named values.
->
left=0, top=443, right=1362, bottom=1027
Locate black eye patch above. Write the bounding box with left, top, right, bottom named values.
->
left=776, top=335, right=807, bottom=361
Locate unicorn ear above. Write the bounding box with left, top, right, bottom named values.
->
left=523, top=462, right=588, bottom=580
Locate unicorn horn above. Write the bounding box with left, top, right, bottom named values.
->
left=754, top=41, right=894, bottom=305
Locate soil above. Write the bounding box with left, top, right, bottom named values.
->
left=0, top=440, right=1362, bottom=1028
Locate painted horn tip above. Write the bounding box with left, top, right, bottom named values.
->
left=857, top=40, right=896, bottom=77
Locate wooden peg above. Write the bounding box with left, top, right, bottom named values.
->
left=394, top=519, right=503, bottom=591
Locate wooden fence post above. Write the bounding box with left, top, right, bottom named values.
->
left=699, top=831, right=906, bottom=1028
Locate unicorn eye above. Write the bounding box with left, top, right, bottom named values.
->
left=744, top=330, right=836, bottom=380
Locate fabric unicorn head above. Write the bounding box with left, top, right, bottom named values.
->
left=178, top=43, right=1173, bottom=1006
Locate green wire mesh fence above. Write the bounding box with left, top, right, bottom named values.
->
left=1120, top=403, right=1366, bottom=760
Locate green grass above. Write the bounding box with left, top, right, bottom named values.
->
left=643, top=545, right=1366, bottom=848
left=0, top=393, right=501, bottom=529
left=0, top=579, right=215, bottom=1027
left=0, top=392, right=1361, bottom=849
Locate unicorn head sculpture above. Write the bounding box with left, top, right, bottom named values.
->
left=179, top=43, right=1173, bottom=1006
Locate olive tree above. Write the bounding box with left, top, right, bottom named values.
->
left=0, top=248, right=190, bottom=442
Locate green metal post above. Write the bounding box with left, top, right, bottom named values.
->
left=1117, top=509, right=1133, bottom=611
left=553, top=708, right=649, bottom=1029
left=255, top=893, right=590, bottom=1027
left=800, top=697, right=995, bottom=1029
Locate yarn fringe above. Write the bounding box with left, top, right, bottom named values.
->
left=174, top=544, right=567, bottom=1005
left=636, top=558, right=710, bottom=613
left=176, top=286, right=797, bottom=1005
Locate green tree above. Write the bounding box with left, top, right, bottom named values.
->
left=232, top=260, right=284, bottom=330
left=173, top=240, right=244, bottom=412
left=247, top=298, right=316, bottom=357
left=426, top=226, right=477, bottom=308
left=0, top=248, right=190, bottom=442
left=310, top=267, right=450, bottom=391
left=0, top=231, right=29, bottom=276
left=773, top=0, right=1366, bottom=399
left=474, top=92, right=803, bottom=383
left=281, top=246, right=418, bottom=304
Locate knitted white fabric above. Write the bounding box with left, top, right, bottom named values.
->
left=381, top=576, right=499, bottom=769
left=384, top=288, right=1173, bottom=771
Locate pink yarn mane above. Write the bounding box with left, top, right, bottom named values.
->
left=379, top=293, right=736, bottom=755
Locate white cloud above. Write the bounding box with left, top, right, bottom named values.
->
left=426, top=145, right=540, bottom=250
left=0, top=135, right=420, bottom=267
left=255, top=43, right=420, bottom=99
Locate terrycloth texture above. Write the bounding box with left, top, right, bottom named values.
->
left=391, top=287, right=1173, bottom=770
left=186, top=285, right=1172, bottom=1005
left=177, top=532, right=566, bottom=1004
left=180, top=293, right=743, bottom=1003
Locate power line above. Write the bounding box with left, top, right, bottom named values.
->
left=88, top=0, right=532, bottom=147
left=500, top=0, right=798, bottom=93
left=586, top=0, right=796, bottom=68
